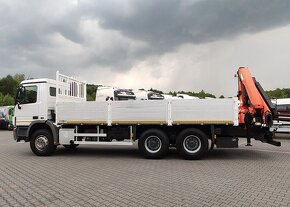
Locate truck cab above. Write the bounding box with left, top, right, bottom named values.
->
left=134, top=89, right=164, bottom=100
left=14, top=78, right=56, bottom=139
left=15, top=79, right=56, bottom=125
left=14, top=72, right=86, bottom=141
left=95, top=86, right=136, bottom=101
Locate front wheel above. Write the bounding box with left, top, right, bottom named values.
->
left=30, top=129, right=56, bottom=156
left=138, top=129, right=169, bottom=159
left=176, top=128, right=208, bottom=160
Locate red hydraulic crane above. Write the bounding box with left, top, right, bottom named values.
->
left=237, top=67, right=277, bottom=128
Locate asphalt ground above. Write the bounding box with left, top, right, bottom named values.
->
left=0, top=130, right=290, bottom=207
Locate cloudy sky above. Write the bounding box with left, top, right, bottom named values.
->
left=1, top=0, right=290, bottom=97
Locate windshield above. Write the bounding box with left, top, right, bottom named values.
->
left=114, top=89, right=136, bottom=100
left=116, top=96, right=136, bottom=101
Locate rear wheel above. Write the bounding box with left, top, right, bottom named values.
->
left=30, top=129, right=56, bottom=156
left=176, top=128, right=208, bottom=160
left=138, top=129, right=169, bottom=159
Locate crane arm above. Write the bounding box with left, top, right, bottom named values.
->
left=237, top=67, right=274, bottom=127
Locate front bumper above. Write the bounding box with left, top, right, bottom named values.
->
left=13, top=126, right=29, bottom=142
left=13, top=127, right=17, bottom=141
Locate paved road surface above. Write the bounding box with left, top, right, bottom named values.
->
left=0, top=130, right=290, bottom=207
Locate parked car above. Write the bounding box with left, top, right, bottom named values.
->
left=8, top=107, right=14, bottom=130
left=0, top=111, right=8, bottom=130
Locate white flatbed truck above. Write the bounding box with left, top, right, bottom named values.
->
left=13, top=68, right=280, bottom=159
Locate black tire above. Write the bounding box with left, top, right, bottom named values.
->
left=176, top=128, right=208, bottom=160
left=30, top=129, right=56, bottom=156
left=63, top=144, right=79, bottom=149
left=138, top=129, right=169, bottom=159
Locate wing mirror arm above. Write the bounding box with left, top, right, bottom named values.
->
left=15, top=86, right=24, bottom=110
left=17, top=102, right=22, bottom=110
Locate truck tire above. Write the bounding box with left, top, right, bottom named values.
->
left=176, top=128, right=208, bottom=160
left=30, top=129, right=56, bottom=156
left=138, top=129, right=169, bottom=159
left=63, top=144, right=79, bottom=149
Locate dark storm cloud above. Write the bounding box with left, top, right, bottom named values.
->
left=0, top=1, right=83, bottom=48
left=78, top=0, right=290, bottom=71
left=0, top=0, right=290, bottom=77
left=85, top=0, right=290, bottom=51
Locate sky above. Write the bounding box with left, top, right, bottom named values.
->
left=0, top=0, right=290, bottom=97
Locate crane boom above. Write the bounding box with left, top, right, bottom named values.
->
left=237, top=67, right=275, bottom=127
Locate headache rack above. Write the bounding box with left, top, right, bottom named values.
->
left=55, top=71, right=87, bottom=124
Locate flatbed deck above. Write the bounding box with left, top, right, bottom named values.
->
left=56, top=98, right=239, bottom=126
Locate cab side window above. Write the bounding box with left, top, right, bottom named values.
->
left=50, top=87, right=56, bottom=97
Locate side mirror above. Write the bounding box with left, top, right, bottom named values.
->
left=15, top=86, right=25, bottom=109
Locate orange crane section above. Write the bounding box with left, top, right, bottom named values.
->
left=237, top=67, right=272, bottom=127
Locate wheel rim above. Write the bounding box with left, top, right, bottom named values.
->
left=145, top=136, right=162, bottom=153
left=183, top=135, right=201, bottom=153
left=35, top=135, right=49, bottom=151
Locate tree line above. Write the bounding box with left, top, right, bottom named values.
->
left=0, top=74, right=290, bottom=105
left=0, top=74, right=25, bottom=106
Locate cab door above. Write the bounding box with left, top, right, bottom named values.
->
left=15, top=84, right=40, bottom=126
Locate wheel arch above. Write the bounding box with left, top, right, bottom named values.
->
left=135, top=125, right=212, bottom=144
left=135, top=125, right=175, bottom=144
left=28, top=120, right=59, bottom=144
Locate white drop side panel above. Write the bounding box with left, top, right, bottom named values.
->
left=171, top=98, right=238, bottom=125
left=56, top=98, right=238, bottom=126
left=57, top=102, right=108, bottom=123
left=111, top=100, right=167, bottom=124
